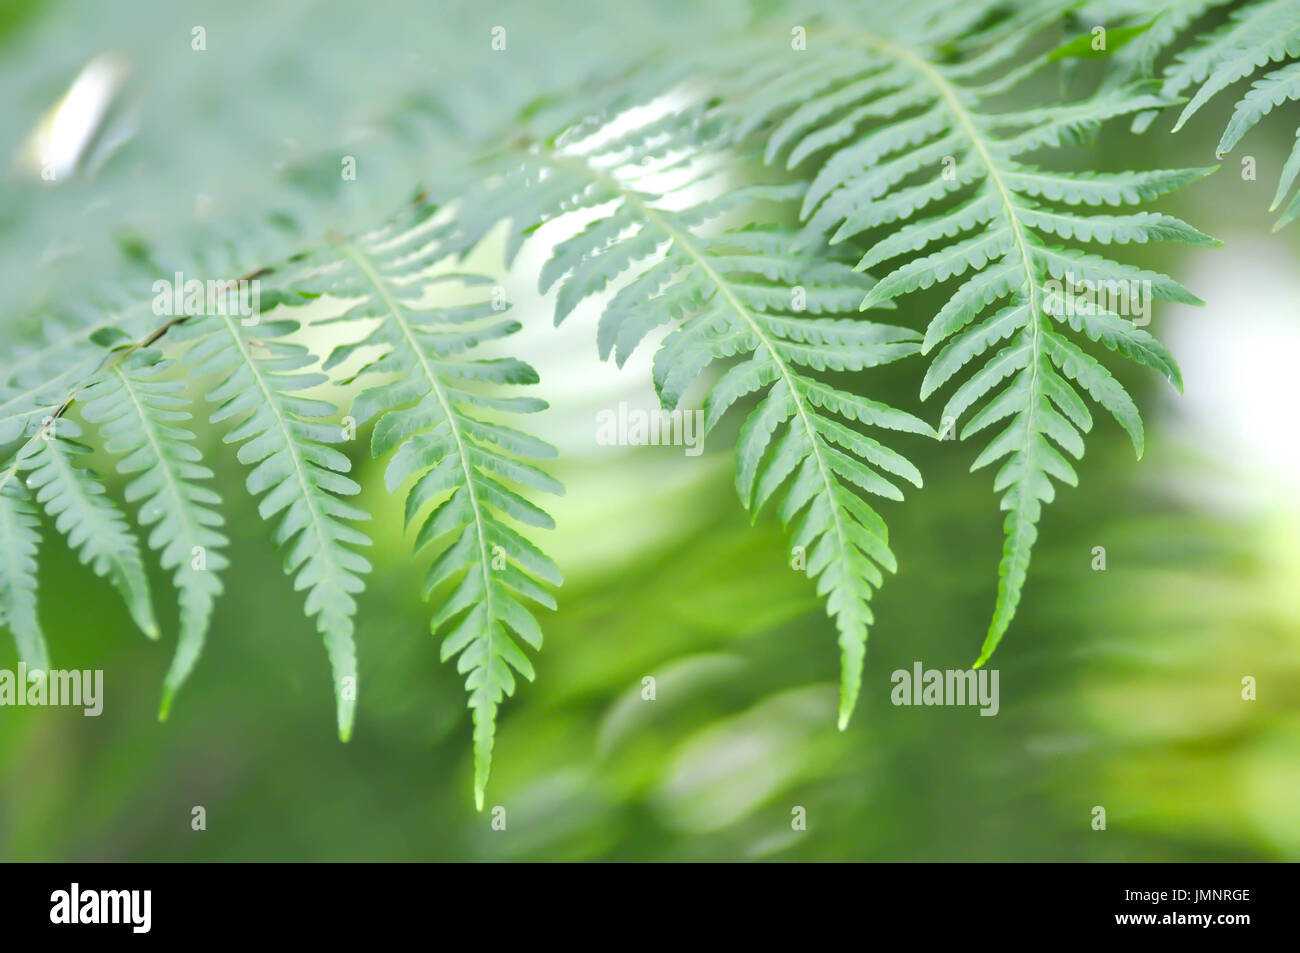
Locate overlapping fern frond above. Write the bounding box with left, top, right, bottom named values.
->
left=723, top=13, right=1216, bottom=662
left=296, top=217, right=563, bottom=807
left=1095, top=0, right=1300, bottom=227
left=448, top=100, right=932, bottom=726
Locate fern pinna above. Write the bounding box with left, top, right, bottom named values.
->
left=9, top=419, right=159, bottom=655
left=1147, top=0, right=1300, bottom=228
left=722, top=11, right=1216, bottom=663
left=449, top=99, right=931, bottom=728
left=180, top=303, right=372, bottom=740
left=80, top=354, right=229, bottom=719
left=1093, top=0, right=1300, bottom=227
left=0, top=479, right=48, bottom=673
left=298, top=218, right=563, bottom=808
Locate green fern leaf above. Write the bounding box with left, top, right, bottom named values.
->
left=452, top=101, right=932, bottom=727
left=1161, top=0, right=1300, bottom=134
left=80, top=353, right=229, bottom=719
left=734, top=18, right=1214, bottom=662
left=655, top=241, right=928, bottom=727
left=312, top=221, right=562, bottom=808
left=1087, top=1, right=1236, bottom=91
left=177, top=311, right=370, bottom=741
left=1104, top=0, right=1300, bottom=226
left=14, top=419, right=159, bottom=641
left=0, top=480, right=50, bottom=671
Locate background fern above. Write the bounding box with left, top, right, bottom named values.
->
left=1093, top=0, right=1300, bottom=227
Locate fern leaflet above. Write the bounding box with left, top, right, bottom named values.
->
left=80, top=353, right=229, bottom=718
left=0, top=480, right=50, bottom=671
left=13, top=420, right=159, bottom=643
left=177, top=309, right=370, bottom=740
left=308, top=219, right=563, bottom=808
left=1098, top=0, right=1300, bottom=227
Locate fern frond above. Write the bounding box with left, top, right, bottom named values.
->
left=80, top=353, right=229, bottom=718
left=310, top=222, right=562, bottom=808
left=177, top=310, right=370, bottom=740
left=1102, top=0, right=1300, bottom=226
left=668, top=240, right=929, bottom=728
left=1158, top=0, right=1300, bottom=133
left=733, top=20, right=1214, bottom=662
left=0, top=480, right=49, bottom=671
left=452, top=101, right=931, bottom=727
left=11, top=419, right=159, bottom=641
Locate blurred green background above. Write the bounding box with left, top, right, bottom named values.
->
left=1, top=0, right=1298, bottom=861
